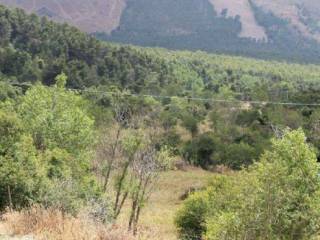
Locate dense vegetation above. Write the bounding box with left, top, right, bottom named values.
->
left=97, top=0, right=320, bottom=63
left=176, top=130, right=320, bottom=239
left=2, top=4, right=320, bottom=239
left=0, top=75, right=173, bottom=232
left=3, top=4, right=320, bottom=169
left=0, top=75, right=99, bottom=212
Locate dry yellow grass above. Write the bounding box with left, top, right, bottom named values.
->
left=1, top=168, right=213, bottom=240
left=118, top=168, right=213, bottom=240
left=2, top=206, right=137, bottom=240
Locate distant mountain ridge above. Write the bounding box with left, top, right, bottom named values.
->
left=1, top=0, right=320, bottom=63
left=0, top=0, right=126, bottom=33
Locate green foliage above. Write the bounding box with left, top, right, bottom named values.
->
left=0, top=134, right=46, bottom=208
left=55, top=72, right=67, bottom=88
left=183, top=132, right=218, bottom=169
left=181, top=114, right=199, bottom=137
left=39, top=179, right=85, bottom=215
left=219, top=142, right=257, bottom=170
left=0, top=81, right=100, bottom=212
left=17, top=83, right=94, bottom=157
left=0, top=81, right=20, bottom=101
left=183, top=132, right=258, bottom=170
left=2, top=3, right=320, bottom=186
left=177, top=130, right=320, bottom=240
left=0, top=110, right=22, bottom=154
left=175, top=191, right=209, bottom=240
left=157, top=146, right=176, bottom=170
left=0, top=108, right=45, bottom=208
left=175, top=175, right=240, bottom=240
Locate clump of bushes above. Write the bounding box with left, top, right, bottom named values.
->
left=182, top=132, right=258, bottom=170
left=0, top=78, right=104, bottom=215
left=176, top=130, right=320, bottom=240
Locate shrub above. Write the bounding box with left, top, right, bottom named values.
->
left=220, top=142, right=257, bottom=170
left=176, top=130, right=320, bottom=240
left=182, top=132, right=218, bottom=169
left=0, top=82, right=100, bottom=211
left=175, top=175, right=239, bottom=240
left=175, top=191, right=209, bottom=240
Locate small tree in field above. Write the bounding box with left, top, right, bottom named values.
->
left=112, top=130, right=142, bottom=219
left=128, top=145, right=161, bottom=235
left=95, top=92, right=132, bottom=192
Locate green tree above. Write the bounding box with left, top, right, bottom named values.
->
left=226, top=129, right=320, bottom=240
left=0, top=78, right=99, bottom=211
left=0, top=116, right=46, bottom=208
left=0, top=16, right=11, bottom=46
left=17, top=79, right=94, bottom=157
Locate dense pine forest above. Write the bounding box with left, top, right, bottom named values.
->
left=2, top=4, right=320, bottom=240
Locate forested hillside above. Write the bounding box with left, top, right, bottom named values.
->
left=2, top=4, right=320, bottom=94
left=102, top=0, right=320, bottom=63
left=2, top=4, right=320, bottom=239
left=2, top=4, right=320, bottom=166
left=2, top=1, right=320, bottom=63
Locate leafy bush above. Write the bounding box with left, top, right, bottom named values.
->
left=0, top=80, right=101, bottom=211
left=182, top=132, right=218, bottom=168
left=219, top=142, right=257, bottom=170
left=176, top=130, right=320, bottom=240
left=39, top=179, right=85, bottom=215
left=175, top=191, right=209, bottom=240
left=183, top=132, right=257, bottom=170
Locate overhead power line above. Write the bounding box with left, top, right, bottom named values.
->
left=68, top=88, right=320, bottom=107
left=10, top=82, right=320, bottom=107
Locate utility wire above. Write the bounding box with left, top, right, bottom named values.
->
left=10, top=82, right=320, bottom=107
left=67, top=88, right=320, bottom=107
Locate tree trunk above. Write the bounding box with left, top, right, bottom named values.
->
left=133, top=205, right=142, bottom=235
left=114, top=164, right=128, bottom=209
left=114, top=191, right=128, bottom=219
left=113, top=158, right=132, bottom=218
left=128, top=177, right=143, bottom=231
left=128, top=199, right=138, bottom=231
left=103, top=127, right=121, bottom=191
left=7, top=185, right=13, bottom=211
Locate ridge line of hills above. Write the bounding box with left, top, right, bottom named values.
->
left=1, top=0, right=320, bottom=63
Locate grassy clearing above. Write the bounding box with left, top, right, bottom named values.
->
left=0, top=168, right=213, bottom=240
left=119, top=167, right=214, bottom=240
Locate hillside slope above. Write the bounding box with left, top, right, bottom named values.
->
left=1, top=0, right=320, bottom=62
left=2, top=1, right=320, bottom=108
left=2, top=0, right=320, bottom=41
left=0, top=0, right=126, bottom=33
